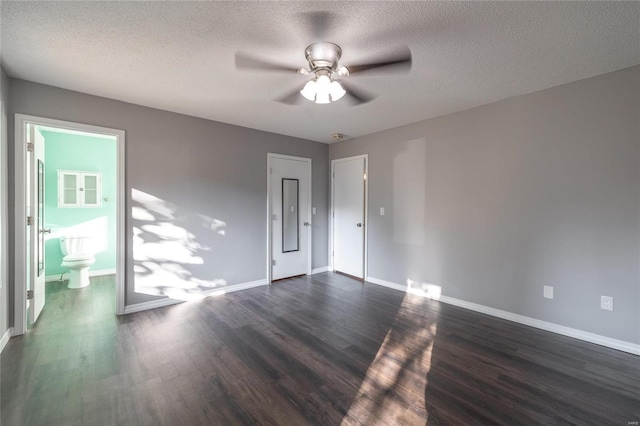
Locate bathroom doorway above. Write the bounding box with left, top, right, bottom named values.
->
left=14, top=115, right=125, bottom=334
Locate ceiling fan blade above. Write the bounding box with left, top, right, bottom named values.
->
left=346, top=46, right=412, bottom=75
left=275, top=84, right=307, bottom=105
left=235, top=52, right=300, bottom=73
left=296, top=11, right=340, bottom=41
left=340, top=81, right=376, bottom=105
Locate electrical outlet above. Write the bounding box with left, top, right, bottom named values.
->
left=380, top=207, right=385, bottom=216
left=543, top=286, right=554, bottom=299
left=600, top=296, right=613, bottom=311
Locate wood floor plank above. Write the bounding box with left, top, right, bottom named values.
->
left=2, top=273, right=639, bottom=425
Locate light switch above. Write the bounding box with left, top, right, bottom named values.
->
left=312, top=207, right=316, bottom=215
left=380, top=207, right=385, bottom=216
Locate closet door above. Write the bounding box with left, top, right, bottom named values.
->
left=332, top=156, right=366, bottom=279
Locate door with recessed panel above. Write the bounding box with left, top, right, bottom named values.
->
left=332, top=156, right=366, bottom=279
left=269, top=154, right=311, bottom=281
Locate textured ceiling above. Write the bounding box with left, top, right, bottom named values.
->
left=1, top=1, right=638, bottom=143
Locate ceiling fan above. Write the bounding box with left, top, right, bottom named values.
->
left=235, top=41, right=412, bottom=106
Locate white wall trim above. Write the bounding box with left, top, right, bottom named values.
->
left=366, top=276, right=407, bottom=292
left=201, top=278, right=268, bottom=297
left=45, top=268, right=116, bottom=283
left=13, top=114, right=126, bottom=334
left=366, top=276, right=640, bottom=356
left=311, top=266, right=330, bottom=274
left=124, top=298, right=183, bottom=314
left=123, top=279, right=269, bottom=314
left=0, top=100, right=7, bottom=355
left=0, top=328, right=12, bottom=353
left=13, top=115, right=28, bottom=335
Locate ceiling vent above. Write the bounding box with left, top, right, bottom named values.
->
left=331, top=133, right=345, bottom=141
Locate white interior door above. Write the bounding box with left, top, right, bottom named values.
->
left=270, top=155, right=311, bottom=281
left=28, top=124, right=46, bottom=325
left=333, top=157, right=366, bottom=279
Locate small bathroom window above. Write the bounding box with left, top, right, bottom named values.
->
left=57, top=170, right=102, bottom=208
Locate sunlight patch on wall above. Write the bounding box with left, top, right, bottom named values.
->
left=132, top=188, right=176, bottom=220
left=198, top=213, right=226, bottom=236
left=133, top=225, right=206, bottom=265
left=342, top=293, right=437, bottom=424
left=44, top=216, right=109, bottom=254
left=132, top=206, right=155, bottom=221
left=407, top=279, right=442, bottom=300
left=132, top=188, right=227, bottom=301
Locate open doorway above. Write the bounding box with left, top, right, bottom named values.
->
left=14, top=115, right=125, bottom=334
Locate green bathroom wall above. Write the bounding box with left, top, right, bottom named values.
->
left=42, top=129, right=117, bottom=276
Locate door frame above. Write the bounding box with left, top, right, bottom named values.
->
left=266, top=153, right=312, bottom=283
left=330, top=154, right=369, bottom=279
left=13, top=114, right=126, bottom=335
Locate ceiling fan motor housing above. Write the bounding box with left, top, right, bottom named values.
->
left=305, top=42, right=342, bottom=71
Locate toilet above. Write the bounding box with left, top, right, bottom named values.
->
left=60, top=236, right=96, bottom=289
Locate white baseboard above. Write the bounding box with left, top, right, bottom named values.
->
left=200, top=278, right=268, bottom=297
left=366, top=276, right=640, bottom=356
left=366, top=276, right=407, bottom=292
left=124, top=297, right=182, bottom=314
left=46, top=268, right=116, bottom=283
left=311, top=266, right=331, bottom=274
left=0, top=328, right=12, bottom=353
left=123, top=279, right=269, bottom=314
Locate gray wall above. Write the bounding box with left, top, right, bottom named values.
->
left=1, top=67, right=9, bottom=338
left=331, top=66, right=640, bottom=344
left=8, top=78, right=329, bottom=308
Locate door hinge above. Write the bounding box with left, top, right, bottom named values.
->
left=272, top=259, right=276, bottom=266
left=27, top=142, right=34, bottom=152
left=27, top=216, right=34, bottom=226
left=27, top=290, right=34, bottom=300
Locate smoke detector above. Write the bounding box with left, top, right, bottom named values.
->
left=331, top=133, right=345, bottom=141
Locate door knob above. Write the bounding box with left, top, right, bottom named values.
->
left=356, top=223, right=363, bottom=227
left=304, top=222, right=311, bottom=226
left=41, top=228, right=52, bottom=234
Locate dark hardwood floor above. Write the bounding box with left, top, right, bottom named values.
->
left=2, top=273, right=639, bottom=425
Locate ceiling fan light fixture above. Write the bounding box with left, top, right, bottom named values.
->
left=315, top=91, right=331, bottom=104
left=300, top=74, right=346, bottom=104
left=316, top=74, right=331, bottom=91
left=329, top=80, right=346, bottom=101
left=300, top=79, right=317, bottom=101
left=336, top=66, right=350, bottom=77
